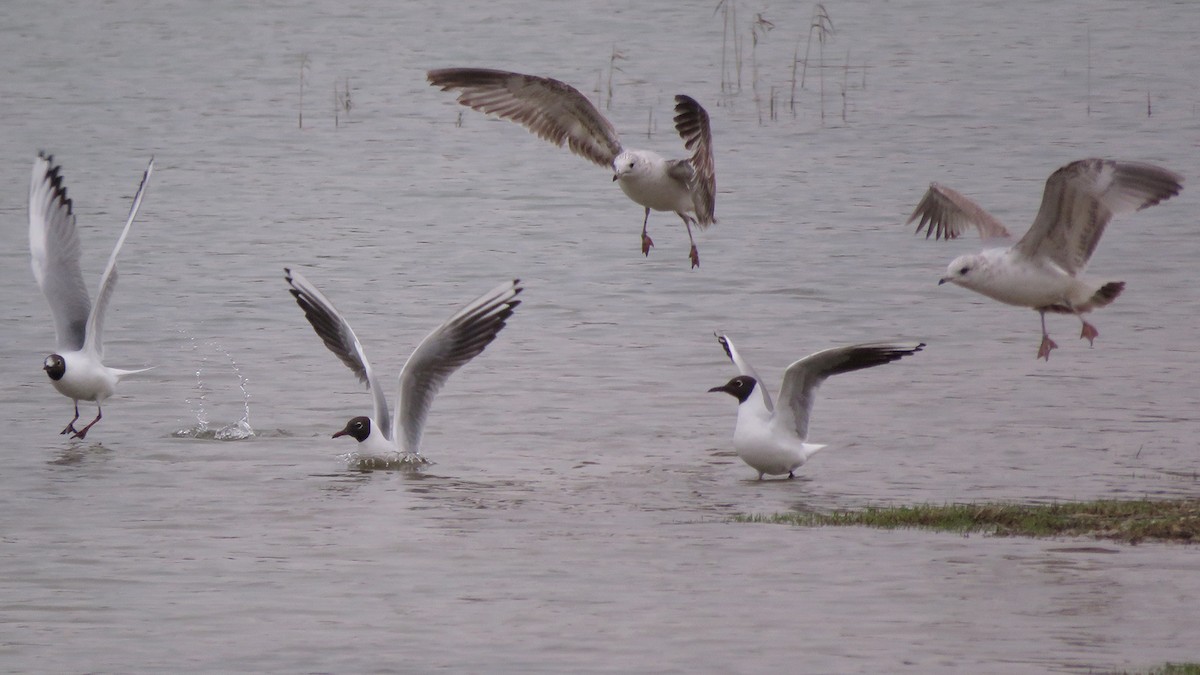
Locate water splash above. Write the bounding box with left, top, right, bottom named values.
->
left=343, top=451, right=431, bottom=473
left=173, top=334, right=255, bottom=440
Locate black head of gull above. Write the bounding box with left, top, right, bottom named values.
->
left=708, top=375, right=757, bottom=404
left=43, top=354, right=66, bottom=381
left=333, top=416, right=372, bottom=442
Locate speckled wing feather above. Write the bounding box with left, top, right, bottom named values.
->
left=774, top=342, right=924, bottom=441
left=673, top=95, right=716, bottom=227
left=907, top=182, right=1010, bottom=241
left=427, top=68, right=623, bottom=169
left=1015, top=159, right=1182, bottom=274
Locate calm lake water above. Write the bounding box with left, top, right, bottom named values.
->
left=1, top=1, right=1198, bottom=672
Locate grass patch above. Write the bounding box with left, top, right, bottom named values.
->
left=738, top=499, right=1200, bottom=544
left=1144, top=665, right=1200, bottom=675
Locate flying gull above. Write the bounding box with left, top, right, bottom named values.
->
left=427, top=67, right=716, bottom=268
left=908, top=158, right=1182, bottom=359
left=29, top=153, right=155, bottom=440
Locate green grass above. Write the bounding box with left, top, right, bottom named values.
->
left=737, top=499, right=1200, bottom=544
left=1144, top=665, right=1200, bottom=675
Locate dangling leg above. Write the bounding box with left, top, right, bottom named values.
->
left=640, top=207, right=654, bottom=256
left=678, top=213, right=700, bottom=268
left=1077, top=312, right=1100, bottom=346
left=787, top=471, right=795, bottom=479
left=60, top=401, right=81, bottom=435
left=72, top=404, right=102, bottom=440
left=1037, top=310, right=1058, bottom=360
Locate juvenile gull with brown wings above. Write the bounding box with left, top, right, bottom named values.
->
left=908, top=158, right=1182, bottom=359
left=427, top=68, right=715, bottom=268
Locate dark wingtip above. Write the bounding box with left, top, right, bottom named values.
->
left=715, top=333, right=734, bottom=362
left=674, top=94, right=700, bottom=108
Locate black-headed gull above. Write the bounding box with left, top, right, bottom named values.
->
left=908, top=158, right=1182, bottom=359
left=709, top=334, right=924, bottom=480
left=426, top=68, right=716, bottom=268
left=29, top=153, right=154, bottom=440
left=284, top=269, right=522, bottom=460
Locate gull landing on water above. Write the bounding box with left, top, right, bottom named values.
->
left=709, top=334, right=924, bottom=480
left=29, top=153, right=155, bottom=440
left=908, top=158, right=1182, bottom=360
left=285, top=269, right=522, bottom=463
left=426, top=68, right=716, bottom=268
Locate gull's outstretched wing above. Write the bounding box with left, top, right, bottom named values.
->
left=29, top=153, right=90, bottom=352
left=1015, top=159, right=1182, bottom=274
left=907, top=183, right=1010, bottom=241
left=673, top=94, right=716, bottom=227
left=396, top=279, right=523, bottom=454
left=83, top=157, right=153, bottom=359
left=285, top=268, right=392, bottom=440
left=715, top=333, right=772, bottom=412
left=427, top=68, right=623, bottom=169
left=774, top=342, right=924, bottom=441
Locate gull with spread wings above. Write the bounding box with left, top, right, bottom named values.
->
left=285, top=269, right=522, bottom=461
left=427, top=68, right=716, bottom=268
left=29, top=153, right=155, bottom=440
left=709, top=334, right=924, bottom=480
left=908, top=158, right=1182, bottom=359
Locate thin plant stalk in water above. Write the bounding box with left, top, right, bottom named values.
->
left=750, top=12, right=775, bottom=125
left=298, top=53, right=310, bottom=129
left=796, top=4, right=834, bottom=120
left=605, top=47, right=626, bottom=111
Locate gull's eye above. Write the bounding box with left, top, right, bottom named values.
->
left=959, top=266, right=970, bottom=275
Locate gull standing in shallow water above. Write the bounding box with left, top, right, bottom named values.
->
left=426, top=68, right=716, bottom=268
left=908, top=158, right=1182, bottom=359
left=709, top=335, right=924, bottom=480
left=284, top=269, right=522, bottom=462
left=29, top=153, right=155, bottom=440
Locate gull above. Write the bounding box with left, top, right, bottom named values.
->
left=284, top=268, right=522, bottom=460
left=908, top=158, right=1182, bottom=359
left=709, top=334, right=924, bottom=480
left=29, top=153, right=154, bottom=440
left=427, top=67, right=716, bottom=268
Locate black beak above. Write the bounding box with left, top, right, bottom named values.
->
left=708, top=385, right=726, bottom=393
left=612, top=174, right=619, bottom=182
left=937, top=278, right=948, bottom=285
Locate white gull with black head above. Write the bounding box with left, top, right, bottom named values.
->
left=710, top=334, right=924, bottom=480
left=285, top=268, right=522, bottom=461
left=29, top=153, right=155, bottom=440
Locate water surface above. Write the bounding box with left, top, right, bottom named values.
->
left=1, top=1, right=1198, bottom=672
